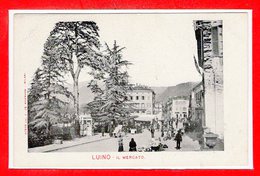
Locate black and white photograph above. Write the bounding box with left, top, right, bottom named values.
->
left=9, top=10, right=251, bottom=168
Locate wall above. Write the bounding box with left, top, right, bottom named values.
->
left=204, top=57, right=224, bottom=138
left=194, top=20, right=224, bottom=139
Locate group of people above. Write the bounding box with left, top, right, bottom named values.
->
left=118, top=128, right=183, bottom=152
left=160, top=124, right=184, bottom=150
left=118, top=136, right=137, bottom=152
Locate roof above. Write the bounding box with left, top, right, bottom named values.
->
left=129, top=85, right=155, bottom=95
left=168, top=96, right=189, bottom=101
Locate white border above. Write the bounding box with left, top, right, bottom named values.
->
left=247, top=10, right=253, bottom=170
left=8, top=9, right=253, bottom=169
left=8, top=10, right=14, bottom=169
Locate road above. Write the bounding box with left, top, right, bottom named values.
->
left=55, top=129, right=201, bottom=152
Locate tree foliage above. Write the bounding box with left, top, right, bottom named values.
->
left=44, top=21, right=103, bottom=122
left=28, top=44, right=72, bottom=136
left=87, top=41, right=133, bottom=123
left=48, top=21, right=102, bottom=71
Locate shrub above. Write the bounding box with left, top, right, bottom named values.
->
left=94, top=124, right=103, bottom=133
left=70, top=127, right=76, bottom=139
left=62, top=126, right=72, bottom=140
left=185, top=120, right=203, bottom=132
left=50, top=125, right=63, bottom=139
left=28, top=131, right=51, bottom=148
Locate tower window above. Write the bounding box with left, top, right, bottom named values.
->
left=212, top=27, right=220, bottom=56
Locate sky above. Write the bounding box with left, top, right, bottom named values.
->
left=14, top=13, right=202, bottom=87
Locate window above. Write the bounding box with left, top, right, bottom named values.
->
left=195, top=28, right=204, bottom=67
left=130, top=96, right=133, bottom=100
left=212, top=27, right=220, bottom=56
left=196, top=91, right=202, bottom=104
left=136, top=96, right=139, bottom=100
left=142, top=96, right=145, bottom=100
left=218, top=27, right=223, bottom=56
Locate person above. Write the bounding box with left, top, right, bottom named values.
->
left=124, top=126, right=128, bottom=136
left=161, top=125, right=164, bottom=137
left=101, top=126, right=105, bottom=137
left=171, top=128, right=175, bottom=138
left=151, top=127, right=155, bottom=138
left=118, top=135, right=124, bottom=152
left=129, top=138, right=137, bottom=151
left=174, top=129, right=183, bottom=149
left=157, top=123, right=160, bottom=131
left=109, top=125, right=113, bottom=137
left=150, top=138, right=160, bottom=151
left=176, top=117, right=179, bottom=129
left=167, top=129, right=172, bottom=140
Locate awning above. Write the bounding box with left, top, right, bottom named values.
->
left=134, top=114, right=158, bottom=122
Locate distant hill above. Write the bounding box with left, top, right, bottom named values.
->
left=155, top=82, right=199, bottom=103
left=150, top=87, right=168, bottom=101
left=78, top=83, right=96, bottom=105
left=65, top=81, right=200, bottom=105
left=64, top=81, right=96, bottom=105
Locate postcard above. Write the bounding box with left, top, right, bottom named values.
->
left=9, top=10, right=252, bottom=169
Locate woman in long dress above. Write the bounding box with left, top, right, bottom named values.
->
left=129, top=138, right=137, bottom=151
left=118, top=135, right=124, bottom=152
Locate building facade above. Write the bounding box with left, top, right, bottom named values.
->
left=164, top=96, right=189, bottom=130
left=188, top=82, right=205, bottom=126
left=172, top=98, right=189, bottom=120
left=193, top=20, right=224, bottom=139
left=127, top=85, right=156, bottom=115
left=154, top=102, right=163, bottom=115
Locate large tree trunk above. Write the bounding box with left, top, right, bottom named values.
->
left=72, top=66, right=81, bottom=136
left=73, top=78, right=80, bottom=136
left=73, top=77, right=79, bottom=118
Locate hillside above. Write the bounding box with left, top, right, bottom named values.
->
left=65, top=81, right=200, bottom=105
left=79, top=83, right=96, bottom=105
left=150, top=87, right=168, bottom=99
left=64, top=81, right=96, bottom=105
left=156, top=82, right=199, bottom=103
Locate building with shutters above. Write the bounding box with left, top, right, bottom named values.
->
left=164, top=96, right=189, bottom=130
left=127, top=84, right=156, bottom=115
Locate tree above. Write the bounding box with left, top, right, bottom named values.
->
left=46, top=21, right=102, bottom=124
left=88, top=41, right=133, bottom=127
left=28, top=43, right=72, bottom=137
left=28, top=68, right=42, bottom=123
